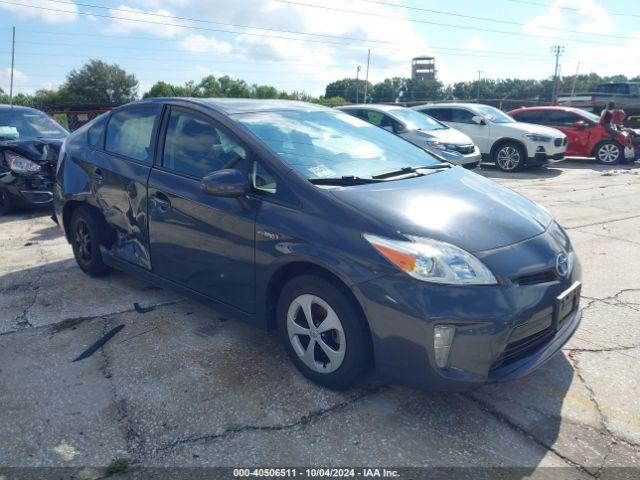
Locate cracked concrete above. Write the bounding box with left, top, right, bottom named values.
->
left=0, top=160, right=639, bottom=475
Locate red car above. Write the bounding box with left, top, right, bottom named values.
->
left=508, top=106, right=634, bottom=164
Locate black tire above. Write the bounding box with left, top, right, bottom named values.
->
left=0, top=188, right=12, bottom=215
left=493, top=141, right=526, bottom=172
left=70, top=206, right=114, bottom=277
left=594, top=140, right=624, bottom=165
left=276, top=275, right=372, bottom=390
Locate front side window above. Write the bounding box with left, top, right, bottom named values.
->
left=512, top=110, right=547, bottom=124
left=235, top=110, right=440, bottom=180
left=450, top=109, right=477, bottom=124
left=388, top=108, right=447, bottom=131
left=547, top=111, right=581, bottom=126
left=473, top=105, right=515, bottom=124
left=421, top=108, right=452, bottom=122
left=162, top=108, right=248, bottom=178
left=105, top=106, right=160, bottom=162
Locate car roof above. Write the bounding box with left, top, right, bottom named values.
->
left=131, top=97, right=332, bottom=115
left=510, top=106, right=589, bottom=114
left=0, top=104, right=43, bottom=113
left=414, top=103, right=480, bottom=109
left=338, top=104, right=406, bottom=113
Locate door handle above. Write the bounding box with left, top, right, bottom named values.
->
left=152, top=192, right=171, bottom=212
left=93, top=168, right=104, bottom=184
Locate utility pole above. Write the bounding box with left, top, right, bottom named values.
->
left=569, top=61, right=580, bottom=105
left=355, top=65, right=361, bottom=103
left=476, top=70, right=483, bottom=102
left=551, top=45, right=564, bottom=102
left=363, top=49, right=371, bottom=103
left=9, top=26, right=15, bottom=107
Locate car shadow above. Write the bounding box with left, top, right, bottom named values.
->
left=0, top=207, right=52, bottom=225
left=559, top=157, right=640, bottom=171
left=479, top=164, right=563, bottom=180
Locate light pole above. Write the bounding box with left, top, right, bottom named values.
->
left=355, top=65, right=362, bottom=103
left=551, top=45, right=564, bottom=102
left=476, top=70, right=483, bottom=102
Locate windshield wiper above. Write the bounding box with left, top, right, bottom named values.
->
left=308, top=176, right=383, bottom=186
left=372, top=164, right=450, bottom=180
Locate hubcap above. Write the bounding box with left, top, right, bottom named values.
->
left=497, top=146, right=521, bottom=170
left=598, top=144, right=620, bottom=163
left=286, top=294, right=346, bottom=374
left=74, top=221, right=92, bottom=262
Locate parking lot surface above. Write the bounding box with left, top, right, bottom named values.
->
left=1, top=160, right=639, bottom=477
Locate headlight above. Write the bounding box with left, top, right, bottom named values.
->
left=5, top=152, right=41, bottom=173
left=524, top=133, right=552, bottom=143
left=426, top=140, right=446, bottom=150
left=364, top=234, right=497, bottom=285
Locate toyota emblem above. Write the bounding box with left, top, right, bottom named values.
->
left=556, top=253, right=570, bottom=278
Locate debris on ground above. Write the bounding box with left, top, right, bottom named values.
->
left=72, top=324, right=125, bottom=362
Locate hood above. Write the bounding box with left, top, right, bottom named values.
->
left=418, top=127, right=474, bottom=145
left=0, top=137, right=64, bottom=163
left=330, top=167, right=552, bottom=252
left=497, top=122, right=565, bottom=138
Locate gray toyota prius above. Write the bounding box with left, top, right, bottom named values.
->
left=54, top=98, right=582, bottom=391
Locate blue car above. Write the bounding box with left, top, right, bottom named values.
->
left=54, top=99, right=581, bottom=391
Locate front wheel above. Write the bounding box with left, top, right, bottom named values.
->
left=0, top=188, right=12, bottom=215
left=493, top=142, right=525, bottom=172
left=276, top=275, right=372, bottom=390
left=595, top=141, right=623, bottom=164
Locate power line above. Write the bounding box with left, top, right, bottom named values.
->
left=506, top=0, right=640, bottom=19
left=359, top=0, right=638, bottom=41
left=273, top=0, right=628, bottom=47
left=0, top=0, right=631, bottom=48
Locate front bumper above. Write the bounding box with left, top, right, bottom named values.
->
left=353, top=233, right=582, bottom=391
left=0, top=171, right=54, bottom=206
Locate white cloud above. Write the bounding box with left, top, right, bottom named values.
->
left=523, top=0, right=614, bottom=38
left=466, top=37, right=488, bottom=52
left=179, top=34, right=233, bottom=54
left=103, top=5, right=185, bottom=38
left=0, top=0, right=78, bottom=24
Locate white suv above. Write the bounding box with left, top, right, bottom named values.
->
left=413, top=103, right=568, bottom=171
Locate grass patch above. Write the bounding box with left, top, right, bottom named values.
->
left=105, top=457, right=130, bottom=476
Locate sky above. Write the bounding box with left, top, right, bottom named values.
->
left=1, top=0, right=639, bottom=97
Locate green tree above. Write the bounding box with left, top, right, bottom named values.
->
left=254, top=85, right=279, bottom=99
left=218, top=76, right=252, bottom=97
left=62, top=60, right=138, bottom=104
left=370, top=78, right=405, bottom=103
left=195, top=75, right=222, bottom=97
left=325, top=78, right=372, bottom=103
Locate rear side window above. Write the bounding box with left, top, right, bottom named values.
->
left=512, top=110, right=547, bottom=124
left=87, top=113, right=108, bottom=148
left=105, top=106, right=160, bottom=163
left=423, top=108, right=452, bottom=122
left=162, top=108, right=249, bottom=178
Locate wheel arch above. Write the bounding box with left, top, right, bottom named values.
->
left=590, top=139, right=622, bottom=158
left=490, top=137, right=528, bottom=160
left=264, top=261, right=373, bottom=356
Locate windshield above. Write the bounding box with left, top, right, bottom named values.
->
left=236, top=110, right=440, bottom=180
left=388, top=108, right=447, bottom=131
left=474, top=105, right=515, bottom=124
left=579, top=110, right=600, bottom=122
left=0, top=109, right=68, bottom=140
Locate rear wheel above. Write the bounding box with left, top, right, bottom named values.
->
left=70, top=206, right=113, bottom=277
left=276, top=275, right=371, bottom=390
left=595, top=141, right=623, bottom=164
left=0, top=188, right=12, bottom=215
left=493, top=141, right=525, bottom=172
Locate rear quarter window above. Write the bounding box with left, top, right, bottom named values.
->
left=105, top=106, right=160, bottom=163
left=87, top=114, right=108, bottom=148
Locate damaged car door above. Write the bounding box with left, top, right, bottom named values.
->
left=96, top=104, right=161, bottom=268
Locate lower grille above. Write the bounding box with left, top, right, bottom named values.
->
left=492, top=326, right=554, bottom=369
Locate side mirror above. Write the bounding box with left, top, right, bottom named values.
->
left=572, top=120, right=588, bottom=129
left=201, top=169, right=249, bottom=198
left=471, top=115, right=486, bottom=125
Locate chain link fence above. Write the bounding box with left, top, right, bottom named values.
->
left=38, top=104, right=118, bottom=132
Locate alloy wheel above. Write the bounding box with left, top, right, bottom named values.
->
left=74, top=220, right=92, bottom=262
left=597, top=144, right=620, bottom=164
left=286, top=294, right=346, bottom=374
left=496, top=146, right=521, bottom=171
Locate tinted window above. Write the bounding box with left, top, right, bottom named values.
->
left=388, top=108, right=447, bottom=131
left=512, top=110, right=547, bottom=124
left=422, top=108, right=452, bottom=121
left=450, top=109, right=477, bottom=124
left=236, top=110, right=439, bottom=180
left=87, top=113, right=108, bottom=148
left=547, top=110, right=581, bottom=126
left=105, top=106, right=159, bottom=162
left=162, top=108, right=248, bottom=178
left=363, top=111, right=398, bottom=131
